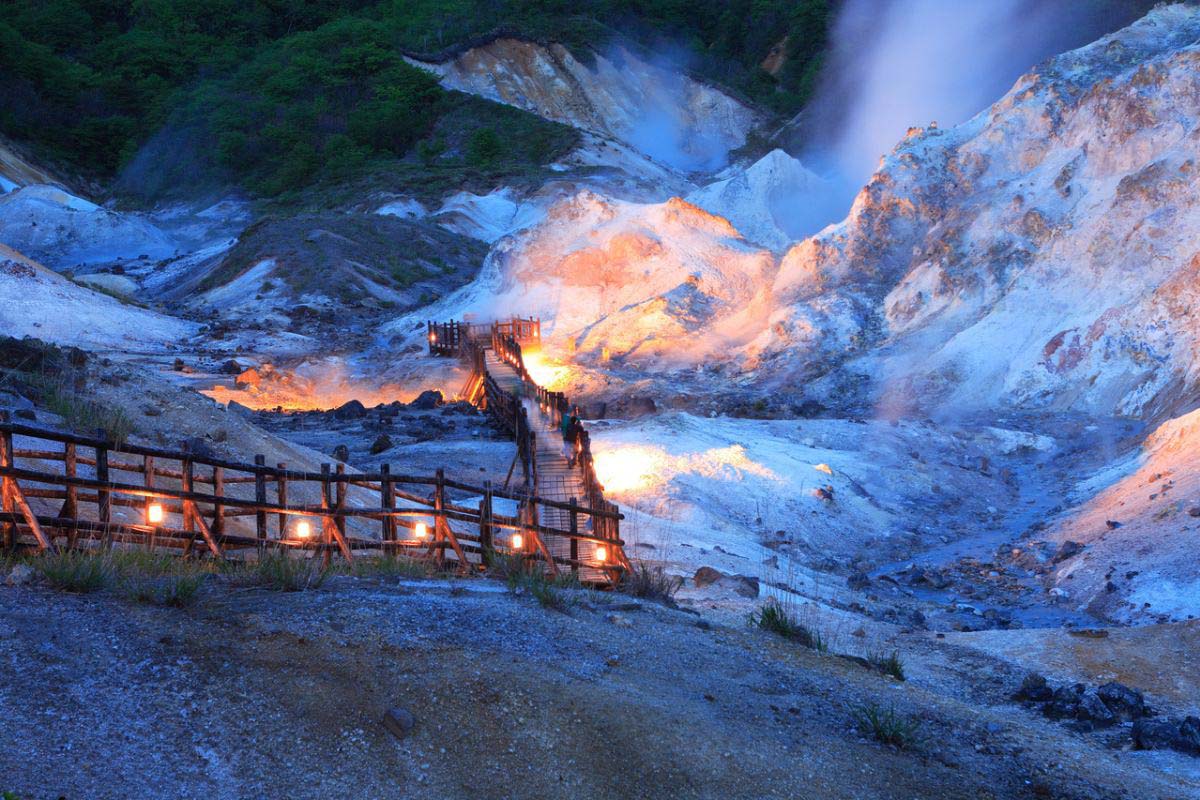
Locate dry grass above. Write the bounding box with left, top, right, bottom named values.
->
left=749, top=597, right=827, bottom=651
left=619, top=561, right=682, bottom=604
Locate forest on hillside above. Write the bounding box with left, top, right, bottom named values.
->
left=0, top=0, right=830, bottom=196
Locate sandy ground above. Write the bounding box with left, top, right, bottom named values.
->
left=1, top=575, right=1197, bottom=800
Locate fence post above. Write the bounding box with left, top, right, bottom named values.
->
left=481, top=480, right=494, bottom=565
left=380, top=463, right=394, bottom=544
left=62, top=441, right=77, bottom=547
left=96, top=431, right=111, bottom=550
left=321, top=464, right=333, bottom=568
left=180, top=445, right=194, bottom=557
left=212, top=465, right=225, bottom=542
left=569, top=496, right=579, bottom=574
left=254, top=454, right=266, bottom=556
left=335, top=463, right=347, bottom=561
left=433, top=468, right=446, bottom=568
left=0, top=417, right=13, bottom=551
left=276, top=462, right=288, bottom=542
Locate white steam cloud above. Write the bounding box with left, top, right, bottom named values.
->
left=792, top=0, right=1150, bottom=235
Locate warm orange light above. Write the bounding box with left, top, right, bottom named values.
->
left=511, top=533, right=524, bottom=551
left=521, top=351, right=571, bottom=389
left=146, top=503, right=164, bottom=525
left=592, top=446, right=667, bottom=493
left=595, top=546, right=607, bottom=563
left=429, top=332, right=437, bottom=342
left=415, top=521, right=428, bottom=539
left=295, top=519, right=312, bottom=539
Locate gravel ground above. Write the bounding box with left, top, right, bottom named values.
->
left=1, top=574, right=1196, bottom=800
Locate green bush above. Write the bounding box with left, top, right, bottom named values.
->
left=867, top=649, right=906, bottom=681
left=619, top=562, right=681, bottom=604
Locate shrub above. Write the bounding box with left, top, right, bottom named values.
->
left=851, top=702, right=923, bottom=750
left=619, top=562, right=681, bottom=604
left=35, top=550, right=115, bottom=593
left=750, top=598, right=826, bottom=651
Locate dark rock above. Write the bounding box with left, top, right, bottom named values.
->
left=332, top=444, right=350, bottom=462
left=180, top=437, right=214, bottom=458
left=1053, top=540, right=1084, bottom=563
left=847, top=571, right=871, bottom=590
left=219, top=359, right=243, bottom=375
left=1076, top=690, right=1116, bottom=726
left=369, top=434, right=393, bottom=455
left=227, top=400, right=254, bottom=417
left=14, top=408, right=35, bottom=421
left=1043, top=684, right=1085, bottom=719
left=1014, top=673, right=1055, bottom=703
left=1097, top=682, right=1145, bottom=720
left=1132, top=717, right=1198, bottom=753
left=1105, top=519, right=1121, bottom=529
left=409, top=390, right=444, bottom=410
left=1181, top=716, right=1200, bottom=754
left=383, top=707, right=415, bottom=740
left=333, top=399, right=367, bottom=419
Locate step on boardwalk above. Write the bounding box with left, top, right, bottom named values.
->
left=0, top=317, right=627, bottom=584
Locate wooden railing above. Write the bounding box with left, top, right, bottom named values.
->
left=0, top=415, right=624, bottom=582
left=428, top=316, right=539, bottom=357
left=443, top=321, right=629, bottom=572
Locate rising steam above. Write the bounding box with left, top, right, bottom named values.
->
left=790, top=0, right=1154, bottom=235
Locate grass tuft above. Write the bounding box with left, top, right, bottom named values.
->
left=750, top=598, right=826, bottom=651
left=867, top=649, right=906, bottom=681
left=35, top=550, right=115, bottom=592
left=248, top=551, right=329, bottom=591
left=851, top=702, right=923, bottom=749
left=619, top=562, right=682, bottom=604
left=341, top=554, right=434, bottom=580
left=22, top=374, right=134, bottom=444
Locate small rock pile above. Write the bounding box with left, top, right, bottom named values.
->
left=1014, top=673, right=1200, bottom=756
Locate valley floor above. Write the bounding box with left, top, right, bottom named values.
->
left=1, top=576, right=1197, bottom=800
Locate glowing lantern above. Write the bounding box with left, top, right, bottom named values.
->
left=146, top=503, right=164, bottom=525
left=295, top=519, right=312, bottom=539
left=415, top=521, right=428, bottom=539
left=429, top=331, right=438, bottom=343
left=595, top=546, right=607, bottom=563
left=511, top=533, right=524, bottom=551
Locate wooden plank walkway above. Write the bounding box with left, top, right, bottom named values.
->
left=484, top=351, right=603, bottom=578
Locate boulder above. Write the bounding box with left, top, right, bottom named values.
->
left=333, top=399, right=367, bottom=419
left=1097, top=682, right=1146, bottom=720
left=369, top=434, right=393, bottom=455
left=219, top=359, right=243, bottom=375
left=1076, top=690, right=1116, bottom=727
left=410, top=390, right=444, bottom=409
left=332, top=444, right=350, bottom=462
left=693, top=566, right=724, bottom=588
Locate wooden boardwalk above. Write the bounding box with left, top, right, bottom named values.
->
left=445, top=319, right=628, bottom=580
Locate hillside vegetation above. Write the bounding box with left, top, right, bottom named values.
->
left=0, top=0, right=831, bottom=199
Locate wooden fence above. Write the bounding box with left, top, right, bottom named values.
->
left=0, top=415, right=625, bottom=582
